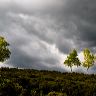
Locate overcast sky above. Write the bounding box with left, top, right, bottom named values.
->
left=0, top=0, right=96, bottom=73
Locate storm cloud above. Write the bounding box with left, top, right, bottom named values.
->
left=0, top=0, right=96, bottom=73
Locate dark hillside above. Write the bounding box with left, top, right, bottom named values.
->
left=0, top=67, right=96, bottom=96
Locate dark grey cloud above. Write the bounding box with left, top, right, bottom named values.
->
left=63, top=0, right=96, bottom=50
left=0, top=0, right=96, bottom=73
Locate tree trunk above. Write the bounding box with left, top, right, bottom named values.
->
left=70, top=67, right=72, bottom=72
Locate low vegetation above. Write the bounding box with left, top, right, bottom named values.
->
left=0, top=67, right=96, bottom=96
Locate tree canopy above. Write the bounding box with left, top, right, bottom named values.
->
left=64, top=48, right=96, bottom=71
left=64, top=49, right=81, bottom=71
left=83, top=48, right=95, bottom=70
left=0, top=36, right=11, bottom=62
